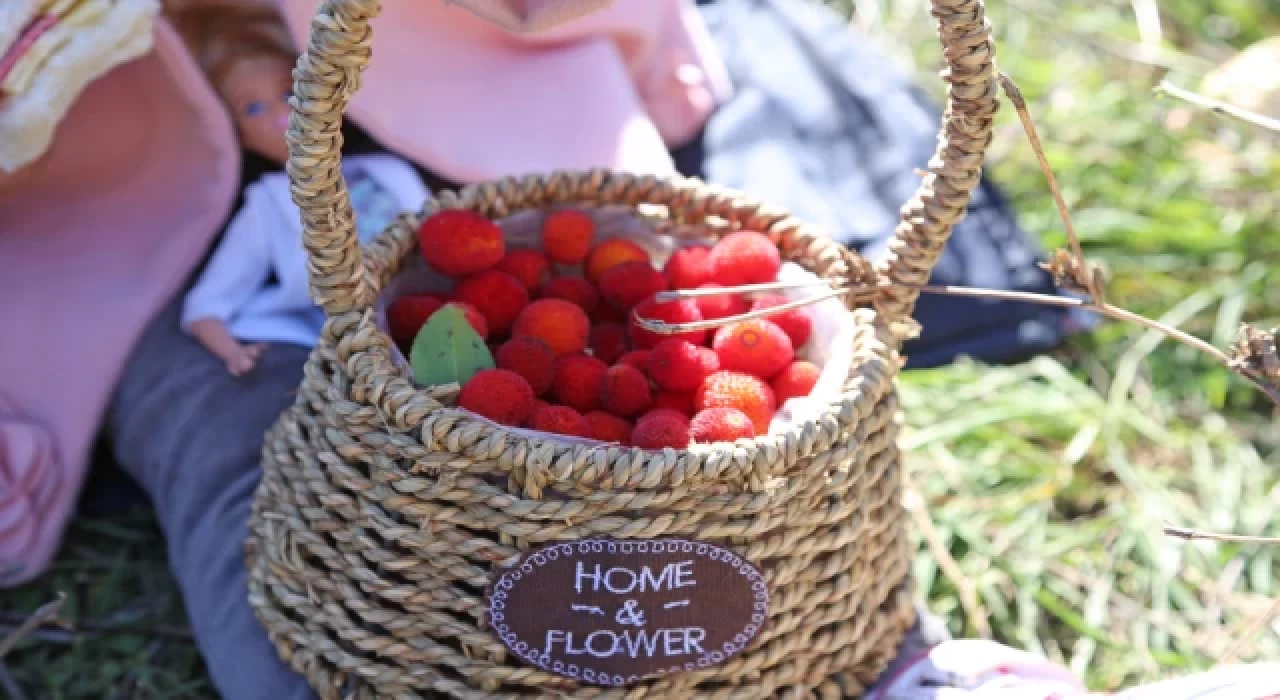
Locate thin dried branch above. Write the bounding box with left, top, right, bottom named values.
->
left=0, top=594, right=65, bottom=659
left=1155, top=80, right=1280, bottom=133
left=905, top=482, right=993, bottom=639
left=1164, top=525, right=1280, bottom=545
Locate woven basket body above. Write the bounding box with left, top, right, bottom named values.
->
left=246, top=1, right=999, bottom=697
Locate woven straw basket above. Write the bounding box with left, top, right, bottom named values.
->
left=245, top=0, right=998, bottom=697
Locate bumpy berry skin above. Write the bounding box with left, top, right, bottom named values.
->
left=496, top=249, right=551, bottom=293
left=651, top=391, right=695, bottom=418
left=588, top=323, right=629, bottom=365
left=712, top=319, right=794, bottom=380
left=618, top=350, right=651, bottom=371
left=494, top=336, right=557, bottom=396
left=458, top=369, right=535, bottom=426
left=418, top=210, right=505, bottom=277
left=631, top=411, right=691, bottom=450
left=648, top=339, right=720, bottom=392
left=540, top=276, right=599, bottom=315
left=694, top=284, right=750, bottom=321
left=386, top=294, right=445, bottom=351
left=708, top=231, right=781, bottom=287
left=529, top=405, right=591, bottom=438
left=663, top=246, right=713, bottom=290
left=512, top=299, right=590, bottom=357
left=750, top=294, right=813, bottom=348
left=629, top=298, right=708, bottom=349
left=584, top=238, right=650, bottom=284
left=453, top=270, right=530, bottom=336
left=599, top=365, right=653, bottom=419
left=552, top=355, right=608, bottom=413
left=695, top=370, right=777, bottom=435
left=584, top=411, right=633, bottom=445
left=541, top=209, right=595, bottom=264
left=599, top=261, right=667, bottom=312
left=691, top=407, right=757, bottom=443
left=772, top=360, right=821, bottom=404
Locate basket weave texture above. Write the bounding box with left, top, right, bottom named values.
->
left=244, top=0, right=999, bottom=697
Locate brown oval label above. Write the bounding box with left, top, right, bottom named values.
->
left=487, top=538, right=769, bottom=686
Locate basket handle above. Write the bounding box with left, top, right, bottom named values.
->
left=285, top=0, right=999, bottom=323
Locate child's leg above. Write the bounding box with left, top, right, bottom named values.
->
left=105, top=299, right=316, bottom=700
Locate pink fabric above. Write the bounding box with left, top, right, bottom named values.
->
left=0, top=21, right=239, bottom=586
left=276, top=0, right=731, bottom=183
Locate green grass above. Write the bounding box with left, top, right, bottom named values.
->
left=4, top=1, right=1279, bottom=696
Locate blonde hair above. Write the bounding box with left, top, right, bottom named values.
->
left=165, top=3, right=296, bottom=94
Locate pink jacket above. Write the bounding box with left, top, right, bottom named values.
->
left=0, top=0, right=727, bottom=585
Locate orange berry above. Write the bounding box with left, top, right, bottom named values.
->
left=418, top=210, right=505, bottom=277
left=584, top=239, right=650, bottom=284
left=712, top=319, right=794, bottom=380
left=541, top=209, right=595, bottom=264
left=695, top=371, right=777, bottom=435
left=512, top=299, right=590, bottom=357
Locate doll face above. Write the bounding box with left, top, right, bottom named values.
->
left=217, top=54, right=294, bottom=165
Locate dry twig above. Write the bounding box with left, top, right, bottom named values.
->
left=0, top=594, right=66, bottom=659
left=1155, top=80, right=1280, bottom=134
left=1163, top=525, right=1280, bottom=546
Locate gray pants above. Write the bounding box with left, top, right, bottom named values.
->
left=105, top=297, right=940, bottom=699
left=106, top=298, right=317, bottom=700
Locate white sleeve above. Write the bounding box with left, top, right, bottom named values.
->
left=180, top=187, right=271, bottom=331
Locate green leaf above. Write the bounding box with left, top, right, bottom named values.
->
left=409, top=305, right=494, bottom=387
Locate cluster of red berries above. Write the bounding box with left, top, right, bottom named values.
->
left=386, top=208, right=823, bottom=449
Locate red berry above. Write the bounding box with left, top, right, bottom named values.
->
left=418, top=210, right=505, bottom=277
left=663, top=246, right=713, bottom=290
left=552, top=355, right=608, bottom=413
left=631, top=411, right=691, bottom=450
left=690, top=407, right=757, bottom=442
left=651, top=391, right=695, bottom=418
left=458, top=369, right=535, bottom=426
left=386, top=294, right=445, bottom=350
left=584, top=411, right=633, bottom=445
left=708, top=231, right=781, bottom=287
left=648, top=339, right=720, bottom=392
left=629, top=298, right=708, bottom=349
left=585, top=239, right=650, bottom=284
left=529, top=404, right=591, bottom=438
left=750, top=294, right=813, bottom=348
left=541, top=276, right=599, bottom=315
left=541, top=209, right=595, bottom=264
left=599, top=365, right=653, bottom=418
left=453, top=270, right=530, bottom=336
left=496, top=249, right=551, bottom=293
left=694, top=284, right=751, bottom=321
left=712, top=319, right=794, bottom=380
left=599, top=261, right=667, bottom=312
left=772, top=361, right=821, bottom=404
left=589, top=323, right=630, bottom=365
left=618, top=350, right=651, bottom=371
left=494, top=337, right=557, bottom=396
